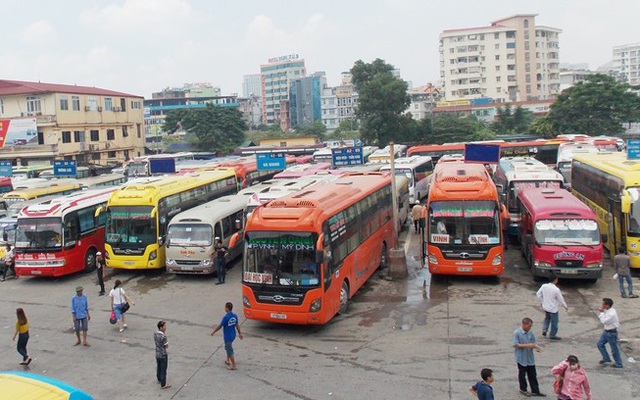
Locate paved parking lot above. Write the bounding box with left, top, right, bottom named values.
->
left=0, top=228, right=638, bottom=399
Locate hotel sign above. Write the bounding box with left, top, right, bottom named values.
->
left=268, top=54, right=300, bottom=63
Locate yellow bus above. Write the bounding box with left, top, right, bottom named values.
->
left=2, top=181, right=83, bottom=204
left=12, top=165, right=51, bottom=180
left=103, top=169, right=238, bottom=270
left=571, top=152, right=640, bottom=268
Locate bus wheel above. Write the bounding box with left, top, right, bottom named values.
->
left=84, top=249, right=97, bottom=273
left=338, top=281, right=350, bottom=315
left=380, top=243, right=388, bottom=269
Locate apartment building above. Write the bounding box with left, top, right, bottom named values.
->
left=439, top=14, right=561, bottom=103
left=0, top=79, right=145, bottom=166
left=242, top=74, right=262, bottom=98
left=321, top=72, right=359, bottom=132
left=260, top=55, right=306, bottom=128
left=289, top=73, right=325, bottom=128
left=613, top=42, right=640, bottom=85
left=407, top=84, right=441, bottom=120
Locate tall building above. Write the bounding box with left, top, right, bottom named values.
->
left=242, top=74, right=261, bottom=98
left=260, top=55, right=306, bottom=128
left=289, top=73, right=325, bottom=128
left=612, top=42, right=640, bottom=85
left=407, top=84, right=441, bottom=120
left=439, top=14, right=561, bottom=103
left=0, top=79, right=145, bottom=165
left=321, top=72, right=359, bottom=132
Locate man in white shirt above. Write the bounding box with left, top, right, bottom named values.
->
left=597, top=297, right=623, bottom=368
left=536, top=274, right=568, bottom=340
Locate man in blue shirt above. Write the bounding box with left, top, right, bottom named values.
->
left=468, top=368, right=495, bottom=400
left=211, top=302, right=243, bottom=370
left=513, top=317, right=545, bottom=397
left=71, top=286, right=91, bottom=347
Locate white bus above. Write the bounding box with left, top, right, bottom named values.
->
left=165, top=195, right=246, bottom=275
left=367, top=144, right=408, bottom=164
left=556, top=142, right=599, bottom=188
left=395, top=176, right=410, bottom=231
left=380, top=156, right=434, bottom=204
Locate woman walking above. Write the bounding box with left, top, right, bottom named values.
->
left=109, top=279, right=135, bottom=333
left=551, top=355, right=592, bottom=400
left=12, top=308, right=31, bottom=365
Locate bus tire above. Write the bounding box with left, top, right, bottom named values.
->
left=338, top=281, right=350, bottom=315
left=379, top=243, right=388, bottom=270
left=84, top=249, right=97, bottom=273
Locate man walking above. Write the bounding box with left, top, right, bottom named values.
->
left=154, top=320, right=171, bottom=389
left=536, top=274, right=568, bottom=340
left=614, top=247, right=638, bottom=298
left=95, top=251, right=106, bottom=295
left=513, top=317, right=546, bottom=397
left=211, top=302, right=243, bottom=370
left=468, top=368, right=495, bottom=400
left=71, top=286, right=91, bottom=347
left=597, top=298, right=623, bottom=368
left=214, top=238, right=227, bottom=285
left=411, top=202, right=424, bottom=234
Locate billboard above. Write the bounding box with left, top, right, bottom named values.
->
left=0, top=118, right=38, bottom=147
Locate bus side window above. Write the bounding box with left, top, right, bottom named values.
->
left=64, top=216, right=79, bottom=245
left=214, top=222, right=223, bottom=240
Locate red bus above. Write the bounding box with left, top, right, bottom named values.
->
left=517, top=188, right=603, bottom=281
left=0, top=177, right=13, bottom=194
left=425, top=162, right=504, bottom=276
left=13, top=188, right=116, bottom=277
left=239, top=172, right=394, bottom=324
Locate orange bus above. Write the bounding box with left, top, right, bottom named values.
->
left=239, top=172, right=394, bottom=324
left=425, top=162, right=504, bottom=276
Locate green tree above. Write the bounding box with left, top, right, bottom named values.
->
left=528, top=115, right=556, bottom=138
left=419, top=114, right=488, bottom=144
left=162, top=105, right=246, bottom=153
left=547, top=74, right=640, bottom=135
left=333, top=119, right=360, bottom=135
left=350, top=58, right=411, bottom=145
left=294, top=120, right=326, bottom=136
left=491, top=105, right=534, bottom=135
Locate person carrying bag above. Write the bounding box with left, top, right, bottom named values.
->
left=551, top=355, right=592, bottom=400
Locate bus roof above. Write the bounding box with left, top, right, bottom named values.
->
left=428, top=163, right=497, bottom=201
left=379, top=156, right=433, bottom=169
left=557, top=142, right=599, bottom=163
left=169, top=195, right=247, bottom=225
left=518, top=188, right=596, bottom=220
left=107, top=170, right=237, bottom=206
left=18, top=187, right=116, bottom=219
left=2, top=181, right=83, bottom=202
left=572, top=152, right=640, bottom=184
left=498, top=157, right=564, bottom=181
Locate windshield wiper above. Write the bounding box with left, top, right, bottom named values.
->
left=281, top=277, right=300, bottom=293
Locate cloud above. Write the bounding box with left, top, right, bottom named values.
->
left=21, top=20, right=57, bottom=44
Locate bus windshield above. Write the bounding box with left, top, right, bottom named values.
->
left=534, top=219, right=600, bottom=246
left=167, top=224, right=212, bottom=247
left=508, top=180, right=562, bottom=212
left=428, top=200, right=500, bottom=245
left=15, top=217, right=62, bottom=249
left=106, top=206, right=156, bottom=247
left=243, top=232, right=319, bottom=287
left=390, top=168, right=414, bottom=185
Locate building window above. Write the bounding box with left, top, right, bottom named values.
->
left=105, top=98, right=113, bottom=111
left=62, top=131, right=71, bottom=143
left=72, top=96, right=80, bottom=111
left=131, top=100, right=142, bottom=109
left=496, top=76, right=501, bottom=82
left=137, top=123, right=142, bottom=138
left=107, top=129, right=115, bottom=140
left=92, top=153, right=101, bottom=161
left=495, top=44, right=500, bottom=50
left=524, top=19, right=529, bottom=28
left=495, top=55, right=500, bottom=61
left=107, top=151, right=116, bottom=158
left=90, top=130, right=99, bottom=141
left=87, top=97, right=98, bottom=111
left=494, top=33, right=500, bottom=39
left=495, top=66, right=501, bottom=72
left=122, top=126, right=128, bottom=137
left=60, top=96, right=69, bottom=111
left=74, top=131, right=85, bottom=142
left=26, top=96, right=42, bottom=114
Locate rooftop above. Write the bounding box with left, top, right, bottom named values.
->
left=0, top=79, right=142, bottom=98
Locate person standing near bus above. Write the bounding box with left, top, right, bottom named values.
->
left=597, top=298, right=623, bottom=368
left=214, top=238, right=227, bottom=285
left=536, top=274, right=568, bottom=340
left=614, top=247, right=638, bottom=298
left=411, top=202, right=423, bottom=234
left=95, top=252, right=106, bottom=296
left=110, top=279, right=135, bottom=333
left=2, top=244, right=15, bottom=281
left=71, top=286, right=91, bottom=347
left=513, top=317, right=545, bottom=397
left=154, top=320, right=171, bottom=389
left=12, top=308, right=31, bottom=365
left=211, top=302, right=243, bottom=370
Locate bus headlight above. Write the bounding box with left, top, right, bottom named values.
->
left=149, top=250, right=157, bottom=261
left=629, top=251, right=640, bottom=257
left=200, top=258, right=211, bottom=267
left=492, top=254, right=502, bottom=266
left=428, top=254, right=438, bottom=264
left=309, top=298, right=322, bottom=312
left=242, top=295, right=251, bottom=308
left=585, top=262, right=603, bottom=268
left=166, top=259, right=176, bottom=266
left=534, top=261, right=552, bottom=268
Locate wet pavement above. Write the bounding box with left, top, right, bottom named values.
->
left=0, top=225, right=638, bottom=399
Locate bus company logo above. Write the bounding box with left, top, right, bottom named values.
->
left=272, top=295, right=285, bottom=303
left=553, top=252, right=585, bottom=261
left=458, top=252, right=471, bottom=259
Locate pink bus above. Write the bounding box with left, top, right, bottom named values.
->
left=517, top=188, right=603, bottom=281
left=273, top=162, right=332, bottom=179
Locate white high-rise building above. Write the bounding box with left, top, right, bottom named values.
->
left=612, top=42, right=640, bottom=85
left=242, top=74, right=261, bottom=98
left=439, top=14, right=561, bottom=103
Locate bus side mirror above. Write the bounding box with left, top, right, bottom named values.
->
left=229, top=232, right=239, bottom=248
left=94, top=206, right=104, bottom=218
left=496, top=184, right=503, bottom=192
left=601, top=233, right=608, bottom=243
left=2, top=232, right=7, bottom=242
left=621, top=191, right=631, bottom=214
left=158, top=236, right=165, bottom=246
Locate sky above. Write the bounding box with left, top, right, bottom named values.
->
left=1, top=0, right=637, bottom=98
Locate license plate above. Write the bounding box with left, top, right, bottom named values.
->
left=124, top=261, right=135, bottom=266
left=31, top=270, right=41, bottom=275
left=270, top=313, right=287, bottom=320
left=181, top=266, right=193, bottom=271
left=457, top=267, right=473, bottom=272
left=562, top=269, right=578, bottom=275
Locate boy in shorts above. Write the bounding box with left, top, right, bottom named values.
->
left=211, top=302, right=243, bottom=370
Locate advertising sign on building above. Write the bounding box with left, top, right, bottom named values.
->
left=0, top=118, right=38, bottom=147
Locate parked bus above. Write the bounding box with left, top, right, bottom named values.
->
left=2, top=181, right=84, bottom=205
left=165, top=195, right=246, bottom=275
left=103, top=169, right=238, bottom=270
left=517, top=188, right=603, bottom=281
left=0, top=177, right=13, bottom=194
left=493, top=157, right=565, bottom=237
left=220, top=156, right=298, bottom=188
left=367, top=145, right=408, bottom=164
left=77, top=174, right=127, bottom=190
left=556, top=142, right=599, bottom=188
left=379, top=156, right=434, bottom=204
left=395, top=176, right=410, bottom=231
left=13, top=188, right=116, bottom=277
left=39, top=167, right=92, bottom=179
left=239, top=172, right=394, bottom=324
left=126, top=152, right=198, bottom=176
left=425, top=162, right=504, bottom=276
left=273, top=162, right=332, bottom=179
left=11, top=165, right=51, bottom=180
left=571, top=152, right=640, bottom=268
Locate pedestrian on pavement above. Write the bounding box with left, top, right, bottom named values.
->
left=1, top=244, right=15, bottom=281
left=211, top=302, right=243, bottom=370
left=536, top=274, right=568, bottom=340
left=110, top=279, right=135, bottom=333
left=468, top=368, right=495, bottom=400
left=95, top=251, right=106, bottom=296
left=213, top=237, right=227, bottom=285
left=411, top=202, right=424, bottom=234
left=551, top=355, right=592, bottom=400
left=71, top=286, right=91, bottom=347
left=12, top=307, right=31, bottom=366
left=614, top=246, right=638, bottom=298
left=513, top=317, right=546, bottom=397
left=597, top=298, right=623, bottom=368
left=154, top=320, right=171, bottom=389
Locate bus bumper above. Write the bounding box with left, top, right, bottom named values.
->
left=243, top=307, right=325, bottom=325
left=429, top=264, right=503, bottom=276
left=15, top=265, right=63, bottom=278
left=106, top=257, right=161, bottom=270
left=533, top=267, right=602, bottom=280
left=167, top=263, right=215, bottom=275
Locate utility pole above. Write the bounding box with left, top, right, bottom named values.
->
left=387, top=141, right=407, bottom=279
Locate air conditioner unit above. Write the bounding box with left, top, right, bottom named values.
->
left=20, top=112, right=26, bottom=117
left=97, top=106, right=103, bottom=112
left=105, top=142, right=111, bottom=149
left=113, top=107, right=121, bottom=112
